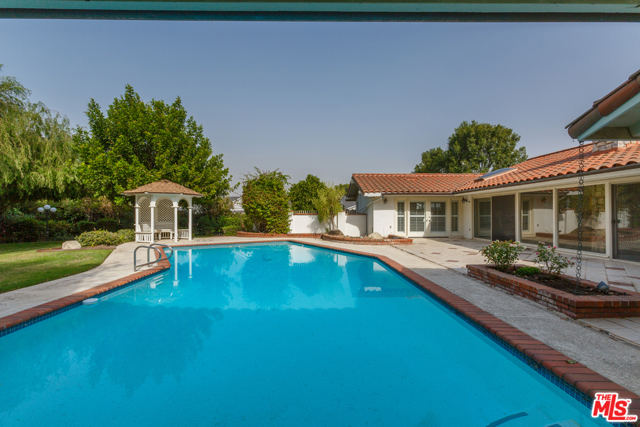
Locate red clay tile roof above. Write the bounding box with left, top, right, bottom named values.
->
left=352, top=142, right=640, bottom=195
left=122, top=179, right=203, bottom=196
left=458, top=142, right=640, bottom=191
left=352, top=173, right=480, bottom=194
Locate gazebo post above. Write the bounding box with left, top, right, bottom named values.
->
left=150, top=198, right=155, bottom=244
left=134, top=196, right=140, bottom=242
left=174, top=201, right=179, bottom=243
left=188, top=205, right=193, bottom=241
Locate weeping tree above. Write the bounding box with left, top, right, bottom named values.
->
left=0, top=65, right=79, bottom=214
left=313, top=185, right=343, bottom=232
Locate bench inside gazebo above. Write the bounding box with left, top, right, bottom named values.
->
left=122, top=179, right=203, bottom=243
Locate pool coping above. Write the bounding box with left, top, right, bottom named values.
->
left=1, top=238, right=639, bottom=425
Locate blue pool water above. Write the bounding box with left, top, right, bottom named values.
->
left=0, top=243, right=611, bottom=426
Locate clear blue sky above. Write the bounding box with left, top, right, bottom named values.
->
left=1, top=20, right=639, bottom=190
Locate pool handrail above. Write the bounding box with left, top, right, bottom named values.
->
left=133, top=243, right=173, bottom=271
left=149, top=242, right=174, bottom=262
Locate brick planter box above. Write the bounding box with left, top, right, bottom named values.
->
left=467, top=264, right=640, bottom=319
left=236, top=231, right=322, bottom=238
left=321, top=234, right=412, bottom=245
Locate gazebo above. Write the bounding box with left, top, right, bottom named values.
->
left=122, top=179, right=203, bottom=243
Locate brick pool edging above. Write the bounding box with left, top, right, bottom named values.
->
left=236, top=231, right=323, bottom=238
left=0, top=251, right=173, bottom=337
left=467, top=264, right=640, bottom=319
left=1, top=239, right=638, bottom=424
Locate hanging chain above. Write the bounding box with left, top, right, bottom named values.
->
left=574, top=139, right=585, bottom=292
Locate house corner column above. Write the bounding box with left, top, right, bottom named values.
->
left=605, top=182, right=612, bottom=258
left=514, top=192, right=521, bottom=242
left=552, top=188, right=559, bottom=248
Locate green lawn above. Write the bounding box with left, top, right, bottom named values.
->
left=0, top=242, right=114, bottom=294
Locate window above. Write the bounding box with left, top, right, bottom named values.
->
left=409, top=202, right=425, bottom=232
left=397, top=201, right=405, bottom=233
left=521, top=198, right=530, bottom=232
left=451, top=201, right=459, bottom=233
left=431, top=202, right=446, bottom=232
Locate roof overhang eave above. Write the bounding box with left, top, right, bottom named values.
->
left=576, top=91, right=640, bottom=141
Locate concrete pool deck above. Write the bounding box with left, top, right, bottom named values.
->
left=1, top=236, right=639, bottom=398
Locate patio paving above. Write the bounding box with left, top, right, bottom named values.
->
left=396, top=237, right=640, bottom=347
left=404, top=237, right=640, bottom=293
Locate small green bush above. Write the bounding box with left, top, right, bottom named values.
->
left=0, top=217, right=45, bottom=243
left=77, top=220, right=98, bottom=233
left=515, top=266, right=540, bottom=277
left=47, top=220, right=75, bottom=241
left=77, top=229, right=135, bottom=247
left=533, top=242, right=574, bottom=277
left=96, top=218, right=120, bottom=232
left=223, top=225, right=240, bottom=236
left=480, top=240, right=525, bottom=272
left=115, top=229, right=135, bottom=243
left=196, top=215, right=224, bottom=236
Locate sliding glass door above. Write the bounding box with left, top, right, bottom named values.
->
left=474, top=198, right=491, bottom=239
left=613, top=183, right=640, bottom=262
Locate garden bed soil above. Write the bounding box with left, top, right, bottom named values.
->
left=508, top=269, right=626, bottom=296
left=467, top=264, right=640, bottom=319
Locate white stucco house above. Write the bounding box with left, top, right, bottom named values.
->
left=346, top=140, right=640, bottom=261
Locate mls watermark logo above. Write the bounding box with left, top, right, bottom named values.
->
left=591, top=392, right=638, bottom=422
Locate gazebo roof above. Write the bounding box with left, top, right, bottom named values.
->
left=122, top=179, right=203, bottom=197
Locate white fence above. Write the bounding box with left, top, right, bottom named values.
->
left=290, top=212, right=366, bottom=236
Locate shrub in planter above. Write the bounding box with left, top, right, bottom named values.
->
left=96, top=218, right=120, bottom=232
left=479, top=240, right=525, bottom=272
left=515, top=266, right=540, bottom=277
left=533, top=242, right=574, bottom=277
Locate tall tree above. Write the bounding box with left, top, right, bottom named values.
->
left=414, top=121, right=527, bottom=174
left=0, top=65, right=78, bottom=213
left=75, top=85, right=232, bottom=205
left=289, top=175, right=327, bottom=211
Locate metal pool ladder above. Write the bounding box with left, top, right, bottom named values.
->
left=134, top=243, right=174, bottom=271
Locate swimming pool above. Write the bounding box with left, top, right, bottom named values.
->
left=0, top=242, right=612, bottom=426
